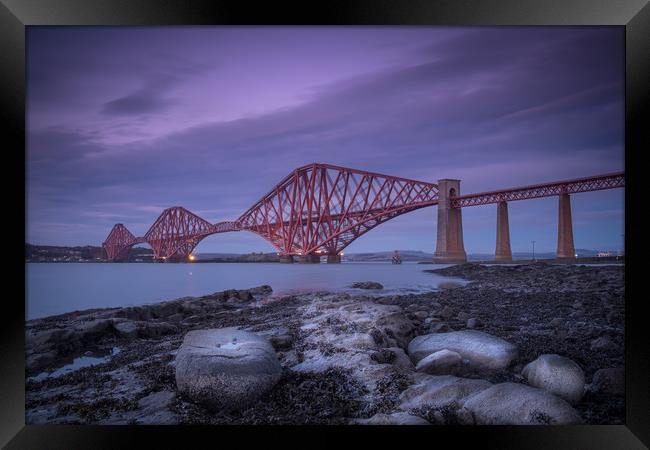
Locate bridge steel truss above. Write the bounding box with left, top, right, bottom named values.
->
left=102, top=165, right=624, bottom=261
left=237, top=163, right=439, bottom=256
left=450, top=172, right=625, bottom=208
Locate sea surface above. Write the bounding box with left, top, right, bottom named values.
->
left=25, top=262, right=463, bottom=320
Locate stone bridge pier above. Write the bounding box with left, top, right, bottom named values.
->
left=434, top=181, right=579, bottom=263
left=298, top=253, right=321, bottom=264
left=279, top=254, right=294, bottom=263
left=433, top=179, right=467, bottom=263
left=326, top=254, right=341, bottom=263
left=495, top=201, right=513, bottom=262
left=556, top=193, right=576, bottom=260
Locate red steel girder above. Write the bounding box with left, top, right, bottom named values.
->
left=450, top=172, right=624, bottom=208
left=143, top=206, right=234, bottom=259
left=102, top=224, right=137, bottom=261
left=236, top=163, right=439, bottom=255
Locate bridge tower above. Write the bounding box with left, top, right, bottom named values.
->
left=434, top=179, right=467, bottom=263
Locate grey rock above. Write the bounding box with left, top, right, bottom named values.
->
left=247, top=285, right=273, bottom=295
left=457, top=312, right=470, bottom=322
left=175, top=328, right=282, bottom=411
left=114, top=321, right=139, bottom=339
left=438, top=281, right=462, bottom=290
left=370, top=349, right=396, bottom=364
left=522, top=354, right=585, bottom=404
left=466, top=318, right=481, bottom=329
left=413, top=311, right=428, bottom=320
left=375, top=313, right=416, bottom=348
left=144, top=322, right=177, bottom=337
left=166, top=313, right=185, bottom=322
left=591, top=368, right=624, bottom=395
left=116, top=321, right=177, bottom=339
left=133, top=390, right=178, bottom=425
left=399, top=374, right=492, bottom=411
left=590, top=335, right=614, bottom=351
left=75, top=319, right=113, bottom=337
left=460, top=382, right=583, bottom=425
left=415, top=349, right=462, bottom=375
left=408, top=330, right=518, bottom=370
left=549, top=318, right=564, bottom=328
left=26, top=350, right=58, bottom=371
left=386, top=347, right=415, bottom=370
left=237, top=290, right=253, bottom=301
left=351, top=281, right=384, bottom=290
left=439, top=306, right=455, bottom=320
left=28, top=328, right=74, bottom=348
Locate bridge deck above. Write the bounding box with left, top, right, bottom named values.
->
left=451, top=172, right=624, bottom=208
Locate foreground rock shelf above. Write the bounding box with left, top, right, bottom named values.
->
left=25, top=263, right=624, bottom=425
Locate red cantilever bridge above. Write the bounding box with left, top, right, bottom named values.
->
left=102, top=163, right=624, bottom=263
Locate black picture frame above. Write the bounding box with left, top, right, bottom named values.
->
left=3, top=0, right=648, bottom=448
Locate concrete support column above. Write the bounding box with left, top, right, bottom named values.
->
left=326, top=254, right=341, bottom=264
left=279, top=254, right=294, bottom=263
left=495, top=201, right=512, bottom=262
left=557, top=193, right=576, bottom=260
left=298, top=253, right=321, bottom=264
left=433, top=179, right=467, bottom=263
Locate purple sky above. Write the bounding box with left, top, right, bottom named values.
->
left=27, top=27, right=624, bottom=254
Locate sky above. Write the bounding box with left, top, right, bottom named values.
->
left=26, top=26, right=625, bottom=254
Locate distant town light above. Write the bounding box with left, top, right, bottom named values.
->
left=188, top=254, right=196, bottom=261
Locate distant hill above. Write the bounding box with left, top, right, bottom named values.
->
left=26, top=243, right=152, bottom=262
left=343, top=248, right=608, bottom=262
left=196, top=252, right=280, bottom=263
left=343, top=250, right=433, bottom=262
left=26, top=243, right=620, bottom=263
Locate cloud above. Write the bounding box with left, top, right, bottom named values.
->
left=101, top=91, right=175, bottom=115
left=100, top=73, right=181, bottom=115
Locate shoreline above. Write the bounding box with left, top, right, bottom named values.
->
left=26, top=263, right=624, bottom=425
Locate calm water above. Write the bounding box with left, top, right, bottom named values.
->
left=25, top=262, right=463, bottom=320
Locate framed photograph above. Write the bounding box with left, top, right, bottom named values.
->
left=3, top=0, right=648, bottom=447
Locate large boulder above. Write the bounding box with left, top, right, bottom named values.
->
left=460, top=382, right=583, bottom=425
left=399, top=375, right=492, bottom=411
left=522, top=354, right=585, bottom=404
left=407, top=330, right=518, bottom=370
left=175, top=328, right=282, bottom=411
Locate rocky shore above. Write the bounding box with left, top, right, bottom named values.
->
left=25, top=262, right=624, bottom=425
